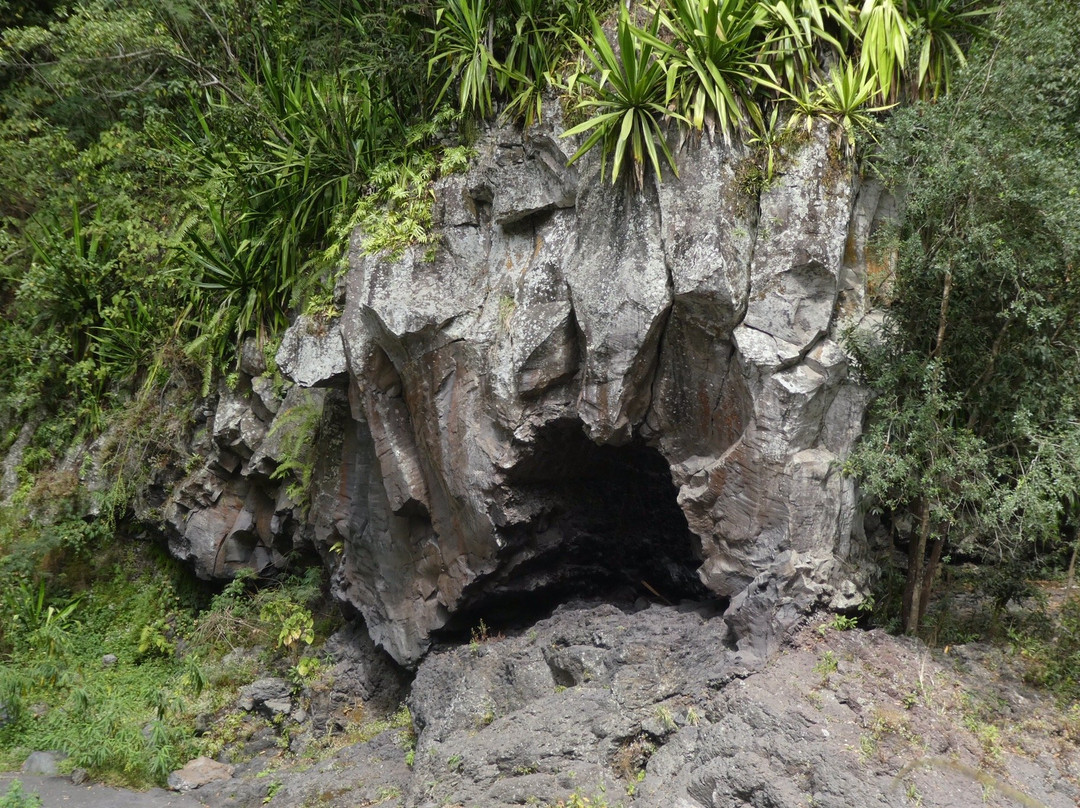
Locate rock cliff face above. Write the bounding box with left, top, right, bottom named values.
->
left=160, top=115, right=889, bottom=667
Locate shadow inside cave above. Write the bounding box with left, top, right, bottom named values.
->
left=439, top=419, right=723, bottom=638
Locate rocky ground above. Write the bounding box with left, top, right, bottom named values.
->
left=9, top=600, right=1079, bottom=808
left=50, top=604, right=1080, bottom=808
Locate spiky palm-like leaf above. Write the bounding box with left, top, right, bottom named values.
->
left=429, top=0, right=498, bottom=117
left=790, top=58, right=894, bottom=153
left=858, top=0, right=910, bottom=101
left=636, top=0, right=773, bottom=141
left=756, top=0, right=858, bottom=98
left=906, top=0, right=997, bottom=99
left=563, top=9, right=682, bottom=188
left=496, top=0, right=560, bottom=126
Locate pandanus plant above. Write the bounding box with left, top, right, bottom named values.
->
left=563, top=9, right=683, bottom=188
left=905, top=0, right=997, bottom=100
left=635, top=0, right=775, bottom=141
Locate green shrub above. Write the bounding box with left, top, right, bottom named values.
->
left=1013, top=596, right=1080, bottom=704
left=845, top=0, right=1080, bottom=633
left=0, top=781, right=42, bottom=808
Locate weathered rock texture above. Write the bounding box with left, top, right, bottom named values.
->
left=333, top=118, right=878, bottom=665
left=189, top=604, right=1080, bottom=808
left=146, top=114, right=890, bottom=668
left=399, top=604, right=1080, bottom=808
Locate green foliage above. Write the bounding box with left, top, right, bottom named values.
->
left=0, top=543, right=201, bottom=787
left=813, top=649, right=838, bottom=685
left=1009, top=596, right=1080, bottom=704
left=496, top=0, right=559, bottom=125
left=856, top=0, right=909, bottom=102
left=189, top=566, right=328, bottom=657
left=0, top=0, right=199, bottom=432
left=818, top=613, right=858, bottom=635
left=174, top=32, right=409, bottom=365
left=637, top=0, right=771, bottom=138
left=348, top=112, right=474, bottom=259
left=740, top=106, right=804, bottom=192
left=0, top=0, right=991, bottom=447
left=259, top=599, right=315, bottom=652
left=389, top=703, right=417, bottom=766
left=906, top=0, right=995, bottom=100
left=267, top=389, right=325, bottom=510
left=0, top=519, right=335, bottom=788
left=789, top=60, right=893, bottom=155
left=288, top=654, right=323, bottom=687
left=847, top=0, right=1080, bottom=630
left=564, top=8, right=680, bottom=188
left=554, top=0, right=989, bottom=183
left=0, top=0, right=445, bottom=432
left=0, top=781, right=41, bottom=808
left=755, top=0, right=856, bottom=100
left=428, top=0, right=605, bottom=124
left=430, top=0, right=497, bottom=117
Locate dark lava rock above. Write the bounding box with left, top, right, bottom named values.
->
left=237, top=678, right=292, bottom=719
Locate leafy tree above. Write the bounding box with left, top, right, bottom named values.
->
left=847, top=0, right=1080, bottom=633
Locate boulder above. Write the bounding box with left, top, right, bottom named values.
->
left=167, top=757, right=235, bottom=792
left=21, top=750, right=66, bottom=776
left=238, top=677, right=293, bottom=719
left=276, top=315, right=349, bottom=388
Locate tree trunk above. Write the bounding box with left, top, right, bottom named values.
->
left=1068, top=536, right=1080, bottom=591
left=919, top=535, right=945, bottom=626
left=903, top=498, right=933, bottom=635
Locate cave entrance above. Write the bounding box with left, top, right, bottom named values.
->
left=445, top=420, right=716, bottom=635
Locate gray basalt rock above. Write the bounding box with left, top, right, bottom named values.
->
left=168, top=757, right=235, bottom=792
left=149, top=113, right=883, bottom=668
left=336, top=118, right=878, bottom=666
left=21, top=750, right=66, bottom=776
left=161, top=376, right=342, bottom=582
left=405, top=602, right=730, bottom=808
left=276, top=315, right=349, bottom=389
left=181, top=602, right=1079, bottom=808
left=238, top=678, right=293, bottom=719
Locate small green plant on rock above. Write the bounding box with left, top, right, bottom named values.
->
left=260, top=599, right=315, bottom=653
left=789, top=60, right=894, bottom=156
left=550, top=792, right=610, bottom=808
left=267, top=392, right=325, bottom=512
left=474, top=702, right=496, bottom=729
left=818, top=613, right=858, bottom=636
left=289, top=654, right=324, bottom=687
left=262, top=780, right=283, bottom=804
left=686, top=705, right=700, bottom=726
left=813, top=650, right=838, bottom=686
left=390, top=704, right=417, bottom=766
left=905, top=780, right=923, bottom=806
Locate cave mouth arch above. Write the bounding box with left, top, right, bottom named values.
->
left=442, top=419, right=720, bottom=637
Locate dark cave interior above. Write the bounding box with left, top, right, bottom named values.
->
left=441, top=419, right=721, bottom=636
